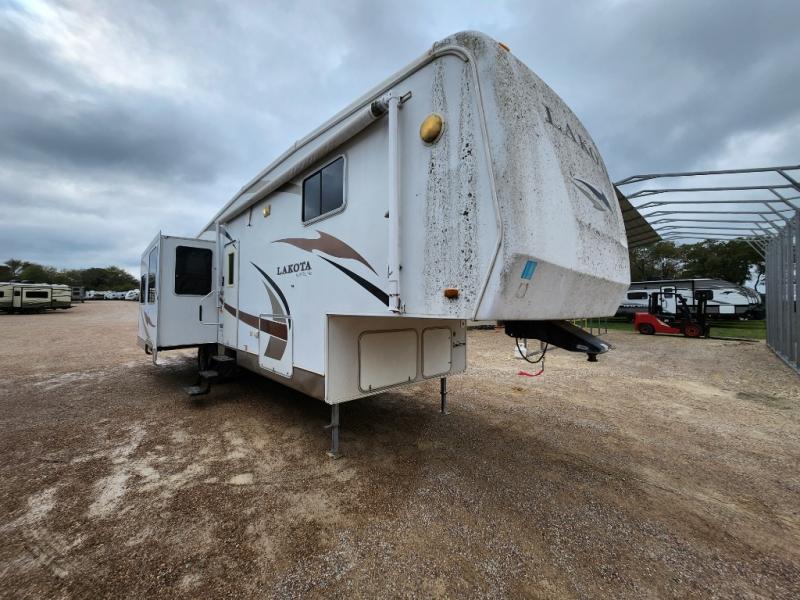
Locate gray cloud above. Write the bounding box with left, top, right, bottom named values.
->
left=0, top=0, right=797, bottom=275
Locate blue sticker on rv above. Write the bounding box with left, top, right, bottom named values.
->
left=521, top=260, right=537, bottom=280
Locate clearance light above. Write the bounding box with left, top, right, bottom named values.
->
left=420, top=113, right=444, bottom=144
left=498, top=42, right=510, bottom=52
left=444, top=288, right=459, bottom=299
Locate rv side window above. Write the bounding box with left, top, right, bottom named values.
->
left=139, top=275, right=146, bottom=304
left=302, top=157, right=344, bottom=222
left=147, top=247, right=158, bottom=303
left=175, top=246, right=212, bottom=295
left=627, top=292, right=647, bottom=300
left=227, top=251, right=235, bottom=286
left=0, top=291, right=3, bottom=297
left=26, top=290, right=49, bottom=298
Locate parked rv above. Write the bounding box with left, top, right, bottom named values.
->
left=0, top=282, right=72, bottom=312
left=71, top=286, right=86, bottom=303
left=138, top=31, right=631, bottom=455
left=125, top=289, right=140, bottom=301
left=616, top=279, right=763, bottom=320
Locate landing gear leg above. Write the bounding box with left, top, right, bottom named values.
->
left=326, top=404, right=340, bottom=459
left=440, top=377, right=448, bottom=415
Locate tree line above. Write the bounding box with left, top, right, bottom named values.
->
left=1, top=258, right=138, bottom=292
left=629, top=239, right=764, bottom=289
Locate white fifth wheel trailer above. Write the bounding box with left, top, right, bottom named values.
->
left=138, top=31, right=631, bottom=455
left=616, top=279, right=763, bottom=320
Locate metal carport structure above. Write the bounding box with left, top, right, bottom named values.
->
left=615, top=165, right=799, bottom=375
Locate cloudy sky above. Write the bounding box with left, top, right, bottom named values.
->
left=1, top=0, right=798, bottom=274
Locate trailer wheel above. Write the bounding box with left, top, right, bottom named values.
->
left=684, top=323, right=702, bottom=338
left=638, top=323, right=655, bottom=335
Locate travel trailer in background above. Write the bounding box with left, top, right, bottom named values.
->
left=0, top=283, right=72, bottom=313
left=138, top=31, right=632, bottom=455
left=616, top=279, right=762, bottom=320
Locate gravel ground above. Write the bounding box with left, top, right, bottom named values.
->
left=0, top=302, right=798, bottom=599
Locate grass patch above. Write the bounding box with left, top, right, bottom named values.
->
left=709, top=319, right=765, bottom=340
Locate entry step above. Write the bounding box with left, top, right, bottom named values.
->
left=211, top=355, right=235, bottom=363
left=183, top=385, right=209, bottom=396
left=198, top=370, right=219, bottom=379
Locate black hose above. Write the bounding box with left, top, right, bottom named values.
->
left=515, top=339, right=548, bottom=364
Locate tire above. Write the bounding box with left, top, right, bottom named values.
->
left=684, top=323, right=702, bottom=338
left=638, top=323, right=655, bottom=335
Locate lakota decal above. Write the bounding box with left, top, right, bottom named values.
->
left=250, top=262, right=290, bottom=317
left=275, top=230, right=377, bottom=275
left=223, top=303, right=288, bottom=339
left=542, top=104, right=600, bottom=166
left=318, top=257, right=389, bottom=305
left=274, top=230, right=388, bottom=305
left=573, top=177, right=612, bottom=212
left=226, top=262, right=291, bottom=362
left=276, top=260, right=312, bottom=276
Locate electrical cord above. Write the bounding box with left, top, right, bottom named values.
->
left=515, top=339, right=548, bottom=364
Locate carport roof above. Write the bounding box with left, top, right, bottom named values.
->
left=614, top=165, right=800, bottom=258
left=616, top=186, right=661, bottom=248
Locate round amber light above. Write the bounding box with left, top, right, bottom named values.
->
left=420, top=113, right=444, bottom=144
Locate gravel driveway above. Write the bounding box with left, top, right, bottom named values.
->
left=1, top=302, right=798, bottom=598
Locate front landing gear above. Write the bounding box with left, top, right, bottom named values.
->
left=326, top=404, right=341, bottom=459
left=325, top=380, right=450, bottom=458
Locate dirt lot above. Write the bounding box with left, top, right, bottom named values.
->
left=0, top=302, right=798, bottom=598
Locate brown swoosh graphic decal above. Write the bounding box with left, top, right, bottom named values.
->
left=144, top=312, right=155, bottom=328
left=275, top=230, right=377, bottom=275
left=224, top=303, right=287, bottom=340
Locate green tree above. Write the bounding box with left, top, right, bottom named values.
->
left=628, top=239, right=763, bottom=286
left=78, top=266, right=137, bottom=291
left=680, top=240, right=763, bottom=285
left=628, top=242, right=683, bottom=280
left=3, top=258, right=26, bottom=279
left=18, top=262, right=61, bottom=283
left=3, top=258, right=137, bottom=290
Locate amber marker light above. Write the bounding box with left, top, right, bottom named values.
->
left=498, top=42, right=511, bottom=52
left=420, top=113, right=444, bottom=144
left=444, top=288, right=459, bottom=299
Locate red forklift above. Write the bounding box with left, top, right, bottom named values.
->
left=633, top=288, right=713, bottom=338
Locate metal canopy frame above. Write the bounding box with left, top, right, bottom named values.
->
left=616, top=165, right=799, bottom=375
left=615, top=165, right=800, bottom=259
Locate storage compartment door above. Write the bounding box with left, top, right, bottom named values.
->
left=422, top=327, right=453, bottom=377
left=258, top=314, right=293, bottom=378
left=359, top=330, right=417, bottom=392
